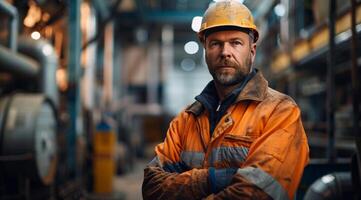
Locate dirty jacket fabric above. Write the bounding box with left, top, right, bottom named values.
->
left=142, top=70, right=309, bottom=200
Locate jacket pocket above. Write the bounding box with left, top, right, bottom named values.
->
left=222, top=134, right=254, bottom=148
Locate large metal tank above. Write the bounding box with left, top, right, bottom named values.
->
left=0, top=93, right=57, bottom=185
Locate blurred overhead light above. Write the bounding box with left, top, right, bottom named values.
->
left=184, top=41, right=199, bottom=55
left=321, top=175, right=335, bottom=184
left=42, top=44, right=54, bottom=56
left=274, top=3, right=286, bottom=17
left=23, top=3, right=42, bottom=27
left=181, top=58, right=196, bottom=72
left=213, top=0, right=244, bottom=3
left=336, top=30, right=351, bottom=44
left=42, top=12, right=50, bottom=22
left=135, top=27, right=148, bottom=43
left=31, top=31, right=41, bottom=40
left=162, top=25, right=174, bottom=43
left=191, top=16, right=202, bottom=32
left=56, top=68, right=68, bottom=91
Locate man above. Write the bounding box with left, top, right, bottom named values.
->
left=142, top=1, right=309, bottom=199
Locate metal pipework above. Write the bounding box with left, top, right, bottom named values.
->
left=304, top=172, right=353, bottom=200
left=0, top=46, right=39, bottom=77
left=18, top=37, right=59, bottom=106
left=0, top=1, right=19, bottom=52
left=67, top=0, right=81, bottom=178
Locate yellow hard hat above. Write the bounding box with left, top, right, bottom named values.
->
left=198, top=0, right=259, bottom=43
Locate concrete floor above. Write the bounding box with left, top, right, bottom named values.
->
left=113, top=159, right=148, bottom=200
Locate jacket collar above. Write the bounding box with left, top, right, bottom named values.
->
left=235, top=69, right=268, bottom=102
left=186, top=101, right=205, bottom=116
left=186, top=69, right=268, bottom=116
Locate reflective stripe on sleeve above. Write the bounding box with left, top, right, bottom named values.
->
left=180, top=151, right=205, bottom=168
left=148, top=156, right=162, bottom=167
left=209, top=147, right=249, bottom=166
left=147, top=152, right=204, bottom=172
left=237, top=167, right=289, bottom=200
left=148, top=156, right=189, bottom=173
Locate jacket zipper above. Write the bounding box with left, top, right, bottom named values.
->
left=216, top=101, right=221, bottom=112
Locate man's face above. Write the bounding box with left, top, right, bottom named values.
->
left=204, top=30, right=256, bottom=86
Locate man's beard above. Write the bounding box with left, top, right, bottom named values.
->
left=209, top=54, right=252, bottom=86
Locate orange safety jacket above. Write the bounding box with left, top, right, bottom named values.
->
left=142, top=71, right=309, bottom=200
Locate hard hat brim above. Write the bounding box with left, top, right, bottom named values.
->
left=198, top=25, right=259, bottom=43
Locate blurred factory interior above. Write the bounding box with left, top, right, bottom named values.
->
left=0, top=0, right=360, bottom=199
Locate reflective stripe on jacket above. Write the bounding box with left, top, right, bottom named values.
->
left=142, top=71, right=309, bottom=200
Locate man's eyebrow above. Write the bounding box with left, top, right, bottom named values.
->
left=209, top=37, right=244, bottom=41
left=228, top=37, right=244, bottom=41
left=207, top=38, right=221, bottom=41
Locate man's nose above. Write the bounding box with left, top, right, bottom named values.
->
left=221, top=43, right=231, bottom=58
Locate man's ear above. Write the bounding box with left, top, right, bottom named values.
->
left=198, top=34, right=206, bottom=46
left=250, top=43, right=257, bottom=62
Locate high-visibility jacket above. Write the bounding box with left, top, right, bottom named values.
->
left=142, top=71, right=309, bottom=200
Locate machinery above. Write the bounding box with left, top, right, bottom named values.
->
left=0, top=94, right=58, bottom=198
left=0, top=1, right=60, bottom=199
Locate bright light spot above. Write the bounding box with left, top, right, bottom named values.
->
left=274, top=3, right=286, bottom=17
left=31, top=31, right=41, bottom=40
left=181, top=58, right=196, bottom=72
left=23, top=4, right=42, bottom=27
left=42, top=12, right=51, bottom=22
left=135, top=27, right=148, bottom=43
left=56, top=68, right=68, bottom=91
left=191, top=16, right=203, bottom=32
left=24, top=17, right=34, bottom=27
left=336, top=30, right=351, bottom=43
left=162, top=25, right=173, bottom=43
left=42, top=44, right=53, bottom=56
left=213, top=0, right=244, bottom=3
left=321, top=175, right=335, bottom=184
left=184, top=41, right=199, bottom=55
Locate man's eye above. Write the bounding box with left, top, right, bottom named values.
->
left=210, top=42, right=220, bottom=47
left=231, top=41, right=242, bottom=46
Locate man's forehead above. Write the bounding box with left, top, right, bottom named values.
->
left=204, top=26, right=250, bottom=39
left=206, top=29, right=250, bottom=40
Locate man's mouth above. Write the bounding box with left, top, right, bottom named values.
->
left=217, top=65, right=234, bottom=69
left=216, top=66, right=235, bottom=73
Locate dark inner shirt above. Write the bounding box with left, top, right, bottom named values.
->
left=195, top=68, right=256, bottom=135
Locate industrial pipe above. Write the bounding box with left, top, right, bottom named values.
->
left=67, top=0, right=81, bottom=178
left=18, top=37, right=59, bottom=106
left=0, top=46, right=39, bottom=77
left=0, top=1, right=18, bottom=52
left=304, top=172, right=353, bottom=200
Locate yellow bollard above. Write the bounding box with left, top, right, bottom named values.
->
left=93, top=120, right=116, bottom=194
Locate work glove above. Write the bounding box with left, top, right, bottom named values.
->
left=208, top=167, right=237, bottom=194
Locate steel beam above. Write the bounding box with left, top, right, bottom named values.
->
left=116, top=10, right=203, bottom=24
left=67, top=0, right=81, bottom=177
left=326, top=0, right=336, bottom=163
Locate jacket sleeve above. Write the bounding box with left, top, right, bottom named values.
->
left=210, top=98, right=309, bottom=200
left=142, top=112, right=211, bottom=200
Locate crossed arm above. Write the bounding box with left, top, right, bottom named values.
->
left=142, top=102, right=309, bottom=200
